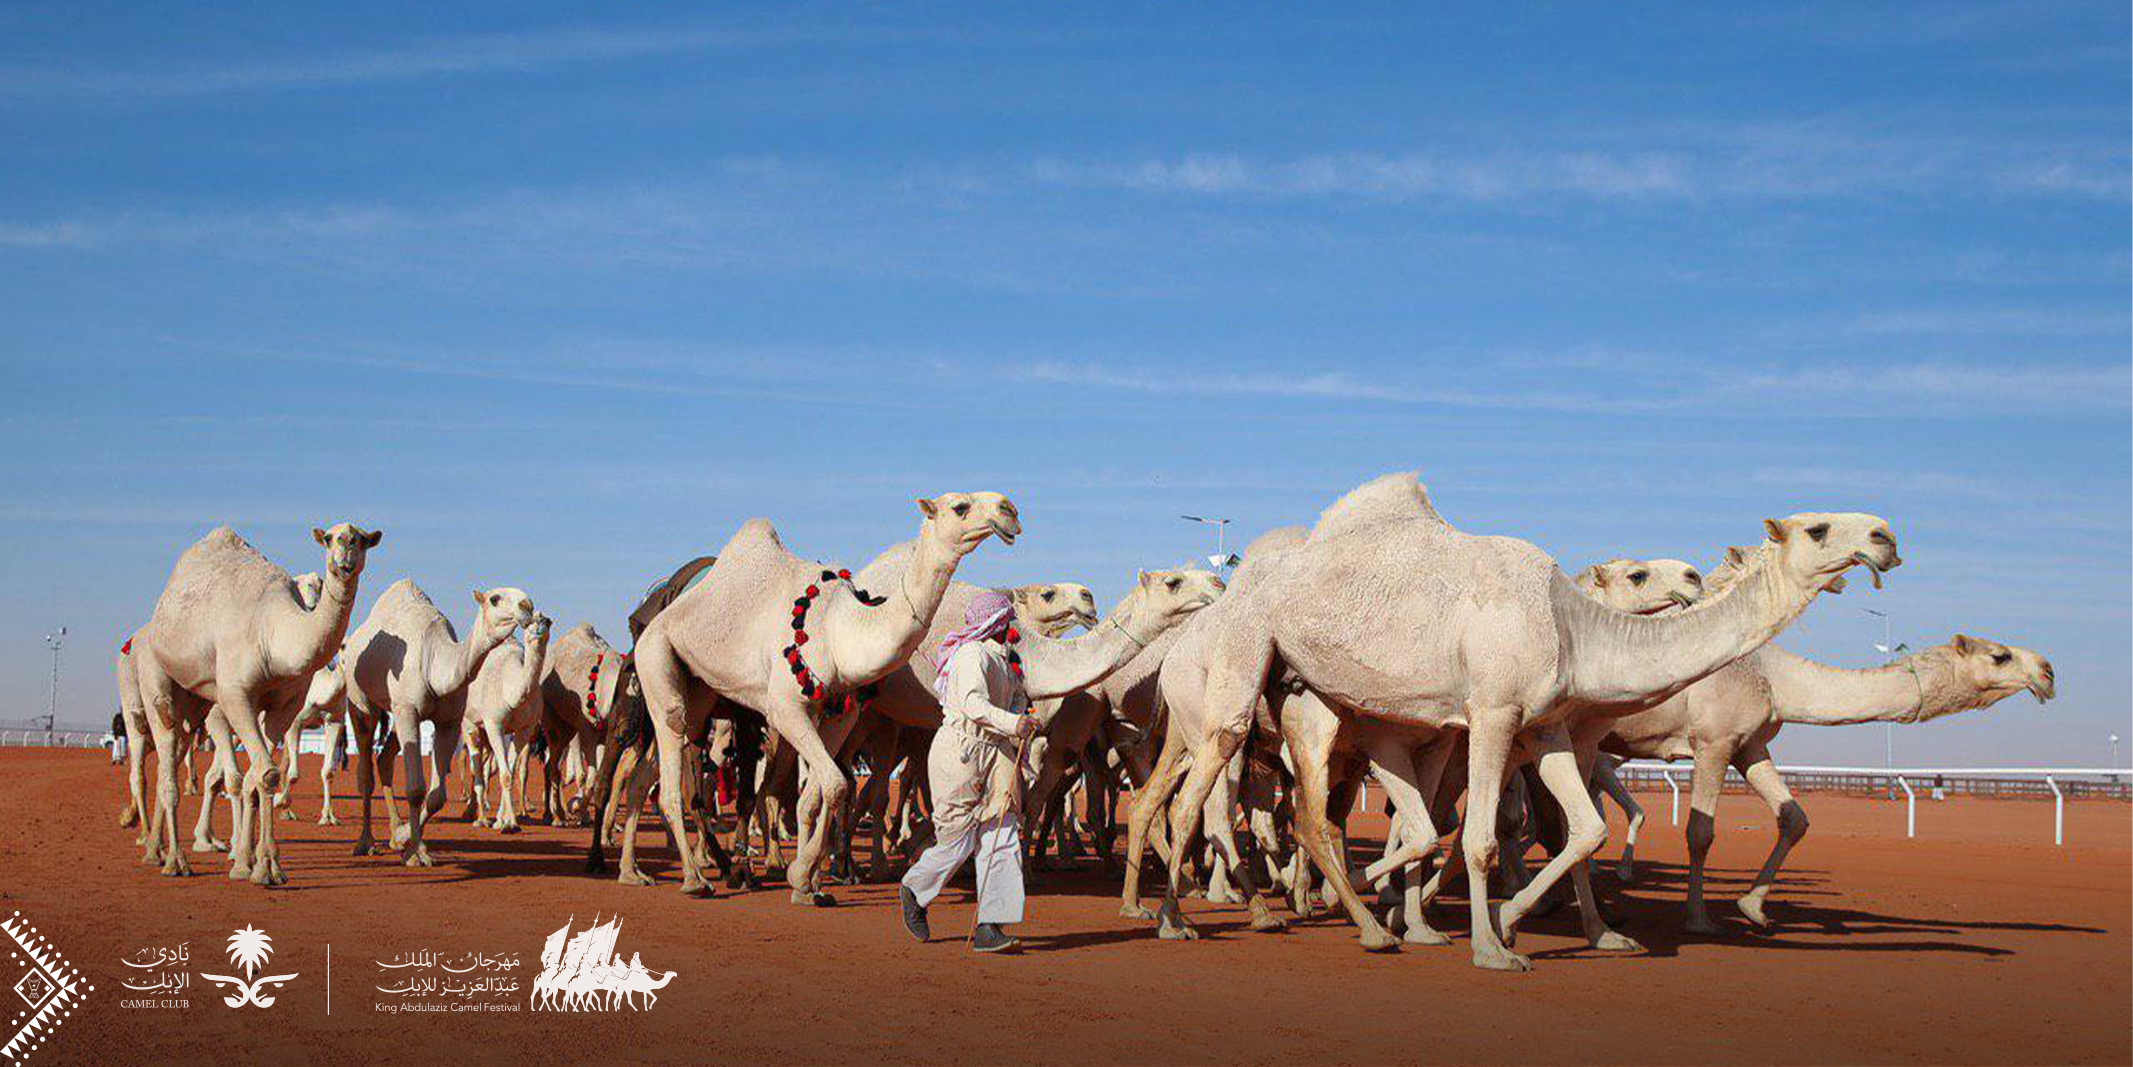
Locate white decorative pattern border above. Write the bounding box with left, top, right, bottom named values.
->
left=2, top=913, right=88, bottom=1063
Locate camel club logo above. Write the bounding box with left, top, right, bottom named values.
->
left=3, top=912, right=89, bottom=1063
left=529, top=916, right=676, bottom=1012
left=199, top=927, right=298, bottom=1009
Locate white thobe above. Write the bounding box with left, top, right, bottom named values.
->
left=901, top=639, right=1032, bottom=925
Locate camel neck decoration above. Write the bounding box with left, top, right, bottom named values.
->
left=782, top=566, right=899, bottom=711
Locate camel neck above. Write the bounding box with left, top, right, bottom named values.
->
left=1762, top=647, right=1972, bottom=726
left=1557, top=551, right=1819, bottom=710
left=821, top=531, right=966, bottom=688
left=268, top=568, right=359, bottom=679
left=1013, top=591, right=1159, bottom=701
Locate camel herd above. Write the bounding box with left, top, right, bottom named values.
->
left=111, top=474, right=2053, bottom=972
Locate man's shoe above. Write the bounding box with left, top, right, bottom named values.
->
left=970, top=923, right=1019, bottom=953
left=900, top=885, right=930, bottom=942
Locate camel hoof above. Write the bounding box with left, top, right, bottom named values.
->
left=1491, top=902, right=1519, bottom=949
left=353, top=837, right=379, bottom=857
left=1359, top=927, right=1401, bottom=953
left=682, top=880, right=715, bottom=899
left=277, top=809, right=298, bottom=822
left=617, top=867, right=654, bottom=887
left=1156, top=922, right=1199, bottom=941
left=499, top=823, right=522, bottom=835
left=192, top=838, right=228, bottom=854
left=1206, top=886, right=1237, bottom=905
left=1736, top=897, right=1771, bottom=929
left=1591, top=930, right=1643, bottom=953
left=1615, top=861, right=1637, bottom=883
left=161, top=858, right=193, bottom=878
left=724, top=869, right=755, bottom=891
left=1249, top=912, right=1288, bottom=933
left=391, top=826, right=411, bottom=848
left=585, top=854, right=610, bottom=875
left=402, top=846, right=435, bottom=868
left=250, top=863, right=286, bottom=887
left=228, top=862, right=252, bottom=881
left=1120, top=902, right=1156, bottom=921
left=318, top=813, right=341, bottom=826
left=119, top=810, right=142, bottom=829
left=1404, top=924, right=1452, bottom=946
left=1684, top=915, right=1721, bottom=936
left=1472, top=947, right=1532, bottom=972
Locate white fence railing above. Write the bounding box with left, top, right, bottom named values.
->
left=0, top=730, right=108, bottom=749
left=1615, top=762, right=2130, bottom=847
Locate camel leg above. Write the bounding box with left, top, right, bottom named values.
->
left=1591, top=758, right=1644, bottom=881
left=1497, top=728, right=1631, bottom=952
left=417, top=720, right=461, bottom=861
left=317, top=716, right=344, bottom=825
left=614, top=748, right=658, bottom=886
left=1358, top=733, right=1451, bottom=945
left=123, top=716, right=150, bottom=836
left=1203, top=746, right=1285, bottom=932
left=220, top=697, right=286, bottom=886
left=486, top=720, right=522, bottom=833
left=193, top=725, right=233, bottom=855
left=352, top=715, right=385, bottom=855
left=648, top=724, right=712, bottom=896
left=1734, top=743, right=1807, bottom=930
left=1460, top=711, right=1530, bottom=971
left=138, top=671, right=195, bottom=876
left=1682, top=745, right=1731, bottom=934
left=379, top=728, right=408, bottom=847
left=1278, top=705, right=1395, bottom=948
left=1119, top=711, right=1191, bottom=919
left=274, top=717, right=303, bottom=822
left=391, top=712, right=437, bottom=866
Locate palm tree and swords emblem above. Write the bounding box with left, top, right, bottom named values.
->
left=199, top=926, right=298, bottom=1008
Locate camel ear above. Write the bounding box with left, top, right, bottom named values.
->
left=1579, top=564, right=1607, bottom=589
left=313, top=527, right=329, bottom=546
left=1951, top=634, right=1979, bottom=655
left=1138, top=569, right=1155, bottom=589
left=1762, top=518, right=1787, bottom=543
left=1726, top=546, right=1750, bottom=567
left=916, top=497, right=939, bottom=519
left=473, top=590, right=487, bottom=609
left=360, top=527, right=383, bottom=548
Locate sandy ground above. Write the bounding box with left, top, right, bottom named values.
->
left=11, top=748, right=2129, bottom=1066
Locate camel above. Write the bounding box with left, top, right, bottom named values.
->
left=1139, top=473, right=1898, bottom=969
left=461, top=614, right=554, bottom=833
left=629, top=493, right=1023, bottom=899
left=343, top=579, right=536, bottom=866
left=1590, top=558, right=2054, bottom=932
left=535, top=623, right=627, bottom=826
left=125, top=524, right=379, bottom=883
left=617, top=956, right=677, bottom=1010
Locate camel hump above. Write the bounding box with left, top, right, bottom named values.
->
left=1241, top=525, right=1308, bottom=560
left=563, top=621, right=600, bottom=642
left=378, top=578, right=432, bottom=609
left=719, top=518, right=786, bottom=561
left=1309, top=472, right=1447, bottom=542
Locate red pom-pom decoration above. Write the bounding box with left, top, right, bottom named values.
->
left=1005, top=627, right=1020, bottom=644
left=838, top=569, right=851, bottom=580
left=795, top=631, right=809, bottom=646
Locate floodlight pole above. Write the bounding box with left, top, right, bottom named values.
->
left=1180, top=515, right=1233, bottom=573
left=42, top=627, right=65, bottom=743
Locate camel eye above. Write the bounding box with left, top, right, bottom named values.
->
left=1685, top=571, right=1702, bottom=585
left=1870, top=530, right=1893, bottom=545
left=1166, top=578, right=1181, bottom=592
left=488, top=594, right=501, bottom=606
left=1805, top=523, right=1830, bottom=543
left=952, top=502, right=970, bottom=518
left=1041, top=591, right=1055, bottom=602
left=1991, top=652, right=2011, bottom=665
left=1628, top=571, right=1648, bottom=585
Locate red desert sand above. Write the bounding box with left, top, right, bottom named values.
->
left=18, top=749, right=2130, bottom=1065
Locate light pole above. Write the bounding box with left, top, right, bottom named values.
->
left=2113, top=734, right=2121, bottom=768
left=1863, top=609, right=1905, bottom=798
left=1180, top=515, right=1238, bottom=573
left=42, top=626, right=66, bottom=743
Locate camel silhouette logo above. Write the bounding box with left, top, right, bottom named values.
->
left=528, top=915, right=676, bottom=1012
left=199, top=927, right=298, bottom=1009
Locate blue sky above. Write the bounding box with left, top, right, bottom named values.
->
left=1, top=1, right=2126, bottom=767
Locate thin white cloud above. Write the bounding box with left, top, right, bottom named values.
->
left=1, top=20, right=828, bottom=98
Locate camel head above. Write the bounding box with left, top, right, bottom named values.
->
left=522, top=613, right=553, bottom=650
left=1011, top=583, right=1099, bottom=636
left=1758, top=513, right=1900, bottom=594
left=312, top=522, right=382, bottom=583
left=470, top=587, right=536, bottom=644
left=292, top=571, right=325, bottom=610
left=916, top=492, right=1020, bottom=554
left=1575, top=558, right=1705, bottom=614
left=1938, top=634, right=2056, bottom=708
left=1124, top=567, right=1225, bottom=628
